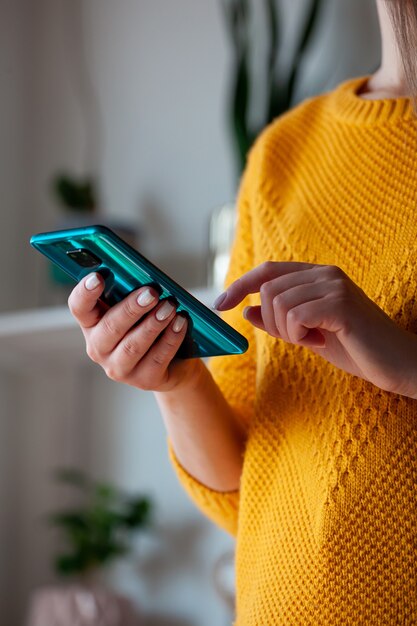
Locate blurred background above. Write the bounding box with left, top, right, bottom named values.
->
left=0, top=0, right=380, bottom=624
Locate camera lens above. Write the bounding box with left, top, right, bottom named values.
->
left=66, top=248, right=102, bottom=268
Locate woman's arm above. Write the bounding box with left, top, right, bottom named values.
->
left=155, top=358, right=245, bottom=491
left=68, top=273, right=245, bottom=493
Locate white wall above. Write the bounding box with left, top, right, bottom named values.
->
left=85, top=0, right=236, bottom=284
left=0, top=0, right=38, bottom=312
left=28, top=0, right=237, bottom=294
left=23, top=0, right=381, bottom=303
left=0, top=2, right=36, bottom=623
left=0, top=373, right=19, bottom=626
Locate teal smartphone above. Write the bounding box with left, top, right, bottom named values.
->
left=30, top=225, right=249, bottom=359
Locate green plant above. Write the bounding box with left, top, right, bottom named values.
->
left=52, top=173, right=97, bottom=212
left=49, top=468, right=152, bottom=577
left=222, top=0, right=324, bottom=174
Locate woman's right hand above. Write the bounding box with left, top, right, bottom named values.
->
left=68, top=272, right=203, bottom=393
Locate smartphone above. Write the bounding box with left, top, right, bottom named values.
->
left=30, top=225, right=248, bottom=359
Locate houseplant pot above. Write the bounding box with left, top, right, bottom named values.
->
left=26, top=468, right=152, bottom=626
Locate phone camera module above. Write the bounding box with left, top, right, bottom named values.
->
left=66, top=248, right=102, bottom=268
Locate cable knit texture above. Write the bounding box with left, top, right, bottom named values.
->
left=169, top=77, right=417, bottom=625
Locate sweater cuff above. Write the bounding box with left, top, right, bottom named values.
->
left=168, top=440, right=239, bottom=537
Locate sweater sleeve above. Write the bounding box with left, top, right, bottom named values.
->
left=168, top=145, right=259, bottom=537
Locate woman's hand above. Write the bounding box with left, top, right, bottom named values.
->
left=214, top=262, right=417, bottom=398
left=68, top=272, right=203, bottom=393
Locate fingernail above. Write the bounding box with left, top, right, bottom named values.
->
left=137, top=288, right=156, bottom=307
left=85, top=273, right=101, bottom=291
left=213, top=292, right=227, bottom=310
left=243, top=306, right=250, bottom=320
left=156, top=300, right=175, bottom=321
left=172, top=315, right=186, bottom=333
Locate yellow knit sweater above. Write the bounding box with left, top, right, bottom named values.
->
left=170, top=77, right=417, bottom=625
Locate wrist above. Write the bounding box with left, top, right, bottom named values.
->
left=155, top=357, right=208, bottom=397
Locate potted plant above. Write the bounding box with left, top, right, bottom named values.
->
left=52, top=174, right=97, bottom=216
left=51, top=172, right=138, bottom=242
left=27, top=468, right=152, bottom=626
left=48, top=173, right=138, bottom=288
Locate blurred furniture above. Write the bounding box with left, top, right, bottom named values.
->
left=27, top=586, right=139, bottom=626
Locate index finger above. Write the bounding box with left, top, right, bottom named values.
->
left=214, top=261, right=315, bottom=310
left=68, top=272, right=106, bottom=330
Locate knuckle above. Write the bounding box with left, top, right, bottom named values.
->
left=260, top=280, right=275, bottom=299
left=141, top=321, right=159, bottom=342
left=333, top=277, right=350, bottom=298
left=272, top=292, right=286, bottom=309
left=104, top=365, right=122, bottom=382
left=123, top=298, right=140, bottom=320
left=262, top=261, right=275, bottom=274
left=165, top=334, right=180, bottom=350
left=85, top=343, right=100, bottom=363
left=287, top=307, right=302, bottom=324
left=151, top=352, right=167, bottom=367
left=101, top=315, right=121, bottom=338
left=324, top=264, right=344, bottom=280
left=121, top=338, right=141, bottom=358
left=67, top=291, right=82, bottom=317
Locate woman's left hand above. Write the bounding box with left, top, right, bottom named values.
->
left=214, top=262, right=417, bottom=398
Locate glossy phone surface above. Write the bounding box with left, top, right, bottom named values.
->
left=30, top=225, right=248, bottom=359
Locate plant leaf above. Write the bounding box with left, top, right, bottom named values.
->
left=55, top=552, right=88, bottom=576
left=52, top=174, right=96, bottom=212
left=49, top=512, right=88, bottom=530
left=122, top=497, right=152, bottom=529
left=93, top=483, right=117, bottom=504
left=49, top=471, right=153, bottom=577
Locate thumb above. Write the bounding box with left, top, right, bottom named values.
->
left=243, top=305, right=266, bottom=331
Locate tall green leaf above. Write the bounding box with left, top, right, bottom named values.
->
left=223, top=0, right=324, bottom=174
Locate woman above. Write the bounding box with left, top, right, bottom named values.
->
left=68, top=1, right=417, bottom=623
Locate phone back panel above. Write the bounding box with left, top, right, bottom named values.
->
left=30, top=225, right=248, bottom=359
